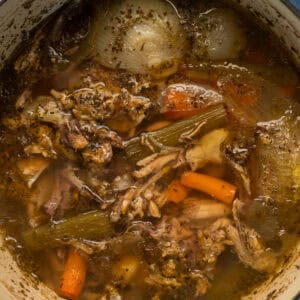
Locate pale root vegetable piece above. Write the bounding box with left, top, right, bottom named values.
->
left=165, top=180, right=188, bottom=203
left=146, top=121, right=172, bottom=132
left=182, top=198, right=231, bottom=220
left=181, top=172, right=237, bottom=205
left=17, top=157, right=50, bottom=188
left=112, top=255, right=140, bottom=283
left=60, top=248, right=87, bottom=300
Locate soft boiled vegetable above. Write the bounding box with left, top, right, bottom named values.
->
left=89, top=0, right=187, bottom=77
left=60, top=248, right=87, bottom=300
left=249, top=115, right=300, bottom=203
left=182, top=197, right=231, bottom=220
left=125, top=103, right=227, bottom=162
left=160, top=83, right=223, bottom=120
left=23, top=211, right=114, bottom=250
left=192, top=8, right=246, bottom=60
left=165, top=180, right=188, bottom=203
left=112, top=255, right=140, bottom=283
left=218, top=78, right=258, bottom=106
left=181, top=171, right=237, bottom=204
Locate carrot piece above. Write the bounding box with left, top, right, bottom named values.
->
left=181, top=171, right=237, bottom=205
left=165, top=180, right=188, bottom=203
left=161, top=88, right=205, bottom=120
left=60, top=248, right=87, bottom=300
left=219, top=80, right=258, bottom=106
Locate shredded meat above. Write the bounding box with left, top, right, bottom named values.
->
left=226, top=200, right=277, bottom=273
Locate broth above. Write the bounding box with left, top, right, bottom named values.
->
left=0, top=0, right=299, bottom=299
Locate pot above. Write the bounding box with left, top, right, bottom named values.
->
left=0, top=1, right=299, bottom=299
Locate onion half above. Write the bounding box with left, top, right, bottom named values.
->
left=88, top=0, right=187, bottom=77
left=192, top=8, right=246, bottom=61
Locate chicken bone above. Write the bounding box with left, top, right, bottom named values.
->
left=133, top=151, right=179, bottom=179
left=186, top=128, right=229, bottom=171
left=180, top=198, right=231, bottom=222
left=43, top=164, right=109, bottom=216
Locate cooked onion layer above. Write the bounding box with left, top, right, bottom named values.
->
left=88, top=0, right=187, bottom=77
left=193, top=8, right=246, bottom=60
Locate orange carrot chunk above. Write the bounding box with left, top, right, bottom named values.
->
left=60, top=248, right=87, bottom=300
left=166, top=180, right=188, bottom=203
left=161, top=85, right=215, bottom=120
left=181, top=171, right=237, bottom=205
left=219, top=80, right=258, bottom=106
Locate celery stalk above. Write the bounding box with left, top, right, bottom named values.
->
left=23, top=210, right=114, bottom=250
left=125, top=104, right=227, bottom=163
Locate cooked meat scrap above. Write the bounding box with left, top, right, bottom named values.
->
left=82, top=143, right=113, bottom=165
left=226, top=200, right=277, bottom=273
left=52, top=83, right=154, bottom=124
left=60, top=120, right=89, bottom=150
left=17, top=157, right=50, bottom=188
left=197, top=218, right=233, bottom=267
